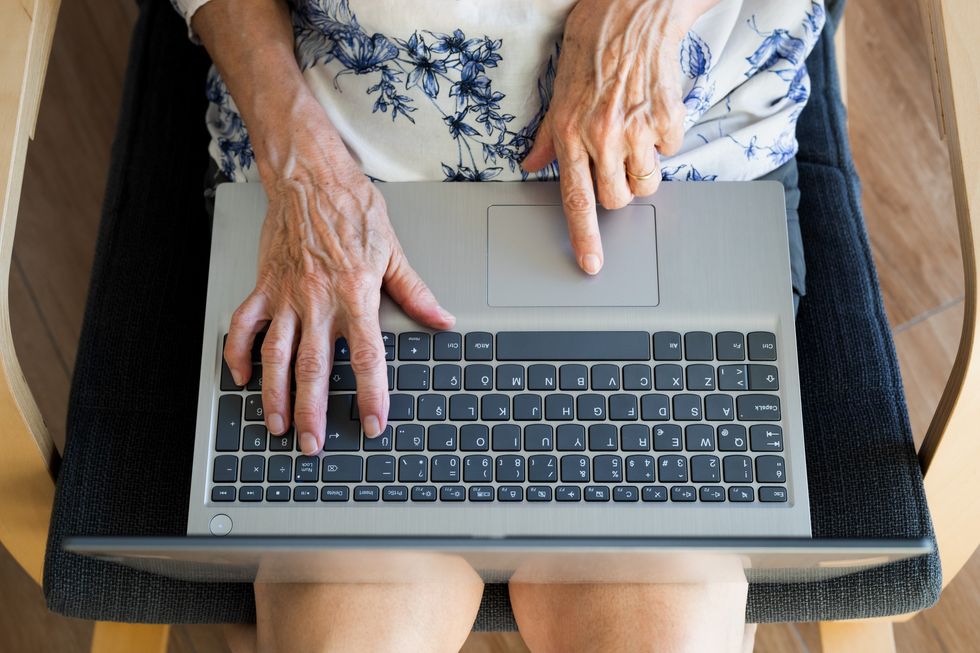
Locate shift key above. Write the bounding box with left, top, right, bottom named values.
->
left=736, top=395, right=781, bottom=421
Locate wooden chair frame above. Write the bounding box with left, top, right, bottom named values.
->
left=0, top=0, right=975, bottom=651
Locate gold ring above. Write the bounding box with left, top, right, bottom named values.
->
left=626, top=166, right=658, bottom=181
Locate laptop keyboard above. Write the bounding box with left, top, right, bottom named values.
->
left=210, top=330, right=789, bottom=505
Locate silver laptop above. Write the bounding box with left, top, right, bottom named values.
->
left=66, top=181, right=931, bottom=583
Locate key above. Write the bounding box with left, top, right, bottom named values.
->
left=588, top=424, right=618, bottom=451
left=690, top=455, right=721, bottom=482
left=736, top=395, right=781, bottom=421
left=654, top=364, right=684, bottom=390
left=626, top=455, right=655, bottom=482
left=700, top=486, right=725, bottom=502
left=417, top=394, right=447, bottom=420
left=528, top=364, right=557, bottom=390
left=559, top=364, right=589, bottom=390
left=524, top=424, right=554, bottom=451
left=750, top=425, right=784, bottom=451
left=685, top=424, right=715, bottom=451
left=412, top=486, right=437, bottom=502
left=496, top=364, right=525, bottom=390
left=325, top=395, right=360, bottom=450
left=670, top=486, right=696, bottom=502
left=212, top=486, right=235, bottom=502
left=608, top=394, right=638, bottom=420
left=756, top=455, right=786, bottom=483
left=322, top=455, right=363, bottom=482
left=717, top=424, right=747, bottom=451
left=760, top=487, right=788, bottom=502
left=464, top=364, right=494, bottom=391
left=591, top=364, right=620, bottom=390
left=465, top=332, right=493, bottom=360
left=245, top=364, right=263, bottom=392
left=528, top=455, right=558, bottom=482
left=382, top=332, right=395, bottom=361
left=334, top=337, right=351, bottom=361
left=497, top=486, right=523, bottom=502
left=463, top=455, right=493, bottom=482
left=220, top=354, right=243, bottom=391
left=395, top=424, right=425, bottom=451
left=433, top=364, right=462, bottom=390
left=684, top=332, right=713, bottom=361
left=266, top=487, right=291, bottom=502
left=482, top=394, right=510, bottom=420
left=593, top=455, right=623, bottom=482
left=428, top=424, right=457, bottom=451
left=747, top=332, right=777, bottom=361
left=496, top=455, right=525, bottom=482
left=527, top=486, right=553, bottom=502
left=585, top=486, right=610, bottom=502
left=366, top=455, right=396, bottom=483
left=704, top=394, right=735, bottom=421
left=388, top=366, right=395, bottom=390
left=213, top=455, right=237, bottom=483
left=267, top=455, right=292, bottom=482
left=653, top=424, right=682, bottom=451
left=239, top=486, right=263, bottom=502
left=460, top=424, right=489, bottom=451
left=658, top=455, right=688, bottom=482
left=329, top=365, right=356, bottom=391
left=673, top=394, right=702, bottom=420
left=653, top=331, right=682, bottom=360
left=388, top=394, right=415, bottom=421
left=397, top=364, right=429, bottom=390
left=717, top=364, right=747, bottom=390
left=729, top=486, right=755, bottom=502
left=716, top=332, right=745, bottom=361
left=621, top=424, right=651, bottom=451
left=642, top=485, right=668, bottom=502
left=614, top=486, right=639, bottom=502
left=492, top=424, right=521, bottom=451
left=577, top=394, right=606, bottom=420
left=545, top=394, right=574, bottom=420
left=242, top=424, right=267, bottom=451
left=449, top=394, right=479, bottom=420
left=383, top=486, right=409, bottom=501
left=513, top=394, right=542, bottom=420
left=556, top=424, right=586, bottom=451
left=399, top=332, right=430, bottom=360
left=320, top=486, right=349, bottom=502
left=469, top=486, right=494, bottom=501
left=496, top=331, right=650, bottom=361
left=686, top=364, right=715, bottom=391
left=723, top=455, right=754, bottom=483
left=556, top=486, right=582, bottom=502
left=355, top=486, right=381, bottom=502
left=431, top=455, right=461, bottom=482
left=268, top=429, right=294, bottom=452
left=294, top=455, right=319, bottom=482
left=640, top=394, right=670, bottom=420
left=561, top=455, right=590, bottom=482
left=440, top=486, right=466, bottom=501
left=363, top=426, right=393, bottom=451
left=433, top=332, right=462, bottom=361
left=748, top=364, right=779, bottom=390
left=244, top=394, right=263, bottom=421
left=215, top=395, right=243, bottom=451
left=399, top=455, right=428, bottom=482
left=623, top=364, right=652, bottom=390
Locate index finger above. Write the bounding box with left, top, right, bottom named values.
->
left=556, top=139, right=603, bottom=275
left=345, top=306, right=390, bottom=439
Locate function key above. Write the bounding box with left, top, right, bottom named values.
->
left=211, top=486, right=235, bottom=502
left=440, top=486, right=466, bottom=501
left=670, top=486, right=697, bottom=502
left=399, top=332, right=430, bottom=360
left=527, top=486, right=553, bottom=502
left=642, top=485, right=668, bottom=502
left=469, top=486, right=495, bottom=502
left=239, top=486, right=263, bottom=502
left=266, top=486, right=291, bottom=502
left=334, top=337, right=350, bottom=361
left=728, top=486, right=755, bottom=502
left=294, top=486, right=318, bottom=502
left=465, top=332, right=494, bottom=360
left=433, top=331, right=463, bottom=361
left=653, top=331, right=682, bottom=361
left=614, top=486, right=639, bottom=502
left=556, top=486, right=582, bottom=502
left=412, top=486, right=437, bottom=502
left=684, top=332, right=713, bottom=361
left=715, top=332, right=745, bottom=361
left=747, top=332, right=777, bottom=361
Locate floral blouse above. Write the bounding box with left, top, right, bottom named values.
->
left=172, top=0, right=825, bottom=183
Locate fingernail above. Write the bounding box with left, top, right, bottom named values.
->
left=231, top=369, right=244, bottom=386
left=299, top=432, right=319, bottom=455
left=363, top=414, right=381, bottom=438
left=582, top=254, right=601, bottom=275
left=268, top=413, right=284, bottom=434
left=437, top=305, right=455, bottom=323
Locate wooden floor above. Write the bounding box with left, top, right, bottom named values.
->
left=1, top=0, right=976, bottom=651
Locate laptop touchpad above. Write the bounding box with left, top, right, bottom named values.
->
left=487, top=204, right=659, bottom=307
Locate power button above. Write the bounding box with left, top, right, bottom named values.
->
left=209, top=514, right=233, bottom=536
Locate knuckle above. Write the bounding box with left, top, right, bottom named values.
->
left=294, top=349, right=328, bottom=380
left=263, top=386, right=287, bottom=407
left=564, top=187, right=595, bottom=215
left=293, top=405, right=324, bottom=426
left=350, top=344, right=385, bottom=371
left=262, top=342, right=291, bottom=367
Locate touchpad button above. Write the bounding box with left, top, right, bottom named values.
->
left=487, top=204, right=659, bottom=307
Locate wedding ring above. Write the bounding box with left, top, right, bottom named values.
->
left=626, top=166, right=658, bottom=181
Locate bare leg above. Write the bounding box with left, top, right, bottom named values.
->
left=226, top=557, right=484, bottom=653
left=510, top=580, right=749, bottom=653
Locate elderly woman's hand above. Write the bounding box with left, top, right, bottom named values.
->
left=223, top=95, right=454, bottom=455
left=522, top=0, right=718, bottom=275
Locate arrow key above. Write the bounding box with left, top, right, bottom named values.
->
left=329, top=365, right=356, bottom=391
left=748, top=364, right=779, bottom=390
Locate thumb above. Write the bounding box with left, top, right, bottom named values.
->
left=384, top=247, right=455, bottom=330
left=521, top=113, right=557, bottom=172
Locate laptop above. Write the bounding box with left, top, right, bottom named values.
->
left=65, top=180, right=931, bottom=584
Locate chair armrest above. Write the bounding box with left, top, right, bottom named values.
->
left=915, top=0, right=980, bottom=589
left=0, top=0, right=62, bottom=585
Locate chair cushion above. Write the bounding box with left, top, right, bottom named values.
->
left=44, top=0, right=940, bottom=626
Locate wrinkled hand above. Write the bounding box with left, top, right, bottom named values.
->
left=223, top=119, right=454, bottom=455
left=523, top=0, right=715, bottom=274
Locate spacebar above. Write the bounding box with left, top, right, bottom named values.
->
left=495, top=331, right=651, bottom=361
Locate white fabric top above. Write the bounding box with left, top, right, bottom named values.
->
left=171, top=0, right=825, bottom=183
